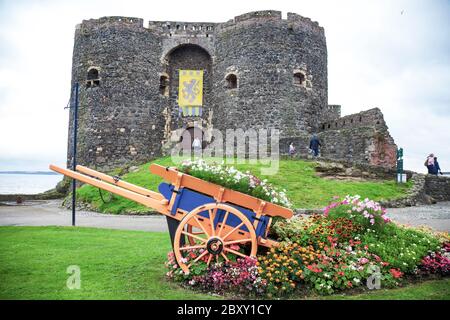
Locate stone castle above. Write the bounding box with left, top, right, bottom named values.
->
left=67, top=10, right=397, bottom=171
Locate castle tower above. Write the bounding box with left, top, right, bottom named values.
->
left=68, top=11, right=383, bottom=171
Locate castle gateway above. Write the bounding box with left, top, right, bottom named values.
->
left=67, top=10, right=397, bottom=171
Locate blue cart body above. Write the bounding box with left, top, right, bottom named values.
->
left=158, top=182, right=270, bottom=238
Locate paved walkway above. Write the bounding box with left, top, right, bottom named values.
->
left=0, top=200, right=449, bottom=232
left=0, top=200, right=168, bottom=232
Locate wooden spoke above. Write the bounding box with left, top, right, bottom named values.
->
left=181, top=231, right=206, bottom=243
left=192, top=216, right=210, bottom=237
left=179, top=244, right=206, bottom=251
left=224, top=247, right=248, bottom=258
left=207, top=254, right=213, bottom=266
left=208, top=209, right=216, bottom=236
left=217, top=211, right=229, bottom=237
left=192, top=250, right=208, bottom=263
left=222, top=222, right=244, bottom=240
left=221, top=252, right=229, bottom=262
left=224, top=238, right=252, bottom=246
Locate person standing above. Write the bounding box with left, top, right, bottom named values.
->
left=192, top=137, right=202, bottom=155
left=289, top=142, right=296, bottom=157
left=309, top=134, right=321, bottom=157
left=425, top=153, right=435, bottom=174
left=432, top=156, right=443, bottom=176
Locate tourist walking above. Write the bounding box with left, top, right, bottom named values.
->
left=309, top=134, right=321, bottom=157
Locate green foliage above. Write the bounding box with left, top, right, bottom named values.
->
left=75, top=156, right=411, bottom=213
left=361, top=223, right=442, bottom=273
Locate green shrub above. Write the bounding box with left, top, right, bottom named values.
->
left=361, top=223, right=442, bottom=273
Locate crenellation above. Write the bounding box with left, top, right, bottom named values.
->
left=319, top=108, right=387, bottom=132
left=81, top=16, right=144, bottom=28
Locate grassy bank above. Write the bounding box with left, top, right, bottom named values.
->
left=0, top=226, right=448, bottom=300
left=76, top=157, right=411, bottom=213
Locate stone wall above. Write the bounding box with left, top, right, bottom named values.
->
left=425, top=175, right=450, bottom=201
left=280, top=109, right=397, bottom=169
left=381, top=174, right=450, bottom=208
left=317, top=108, right=397, bottom=168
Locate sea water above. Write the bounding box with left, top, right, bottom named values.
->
left=0, top=173, right=62, bottom=195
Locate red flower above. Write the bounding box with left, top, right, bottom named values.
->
left=390, top=268, right=403, bottom=279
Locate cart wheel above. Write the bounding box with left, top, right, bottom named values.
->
left=173, top=203, right=258, bottom=273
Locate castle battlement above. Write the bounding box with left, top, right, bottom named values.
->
left=319, top=108, right=387, bottom=132
left=77, top=10, right=323, bottom=37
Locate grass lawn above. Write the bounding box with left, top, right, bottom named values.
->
left=1, top=226, right=448, bottom=300
left=76, top=156, right=411, bottom=213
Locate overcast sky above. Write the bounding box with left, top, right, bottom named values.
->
left=0, top=0, right=449, bottom=172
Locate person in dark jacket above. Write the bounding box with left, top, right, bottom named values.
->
left=432, top=157, right=443, bottom=176
left=426, top=153, right=435, bottom=174
left=309, top=134, right=321, bottom=157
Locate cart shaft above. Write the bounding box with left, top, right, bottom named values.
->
left=49, top=164, right=171, bottom=216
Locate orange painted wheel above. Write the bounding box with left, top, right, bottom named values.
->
left=173, top=203, right=257, bottom=273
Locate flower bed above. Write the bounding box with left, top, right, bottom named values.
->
left=165, top=193, right=450, bottom=297
left=178, top=159, right=292, bottom=208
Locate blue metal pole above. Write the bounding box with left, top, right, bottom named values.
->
left=71, top=83, right=79, bottom=226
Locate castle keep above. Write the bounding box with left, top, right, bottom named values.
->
left=68, top=10, right=397, bottom=171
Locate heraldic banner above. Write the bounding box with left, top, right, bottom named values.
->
left=178, top=69, right=203, bottom=116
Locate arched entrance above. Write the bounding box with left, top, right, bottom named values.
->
left=166, top=44, right=212, bottom=118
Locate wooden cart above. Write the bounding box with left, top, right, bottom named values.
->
left=50, top=163, right=293, bottom=272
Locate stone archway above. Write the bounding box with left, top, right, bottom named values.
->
left=165, top=44, right=212, bottom=118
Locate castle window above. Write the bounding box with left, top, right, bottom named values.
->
left=327, top=124, right=331, bottom=129
left=225, top=73, right=237, bottom=89
left=322, top=124, right=325, bottom=130
left=176, top=25, right=180, bottom=30
left=86, top=68, right=100, bottom=88
left=359, top=116, right=362, bottom=122
left=159, top=74, right=169, bottom=96
left=293, top=72, right=305, bottom=86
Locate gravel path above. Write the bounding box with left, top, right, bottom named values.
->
left=386, top=202, right=450, bottom=232
left=0, top=200, right=449, bottom=233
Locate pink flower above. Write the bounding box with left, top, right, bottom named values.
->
left=359, top=257, right=369, bottom=265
